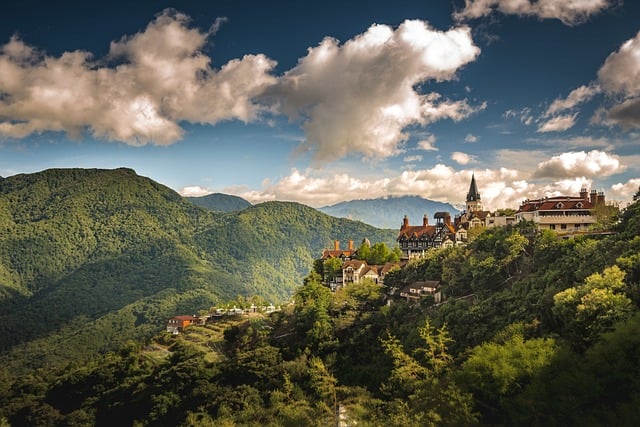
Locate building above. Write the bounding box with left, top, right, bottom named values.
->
left=515, top=188, right=604, bottom=233
left=166, top=315, right=198, bottom=334
left=387, top=280, right=443, bottom=304
left=397, top=212, right=456, bottom=260
left=338, top=259, right=402, bottom=289
left=321, top=240, right=356, bottom=261
left=454, top=173, right=492, bottom=240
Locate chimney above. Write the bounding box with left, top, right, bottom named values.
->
left=334, top=240, right=340, bottom=251
left=597, top=191, right=605, bottom=205
left=348, top=240, right=354, bottom=251
left=402, top=215, right=409, bottom=229
left=580, top=187, right=588, bottom=200
left=423, top=214, right=428, bottom=226
left=590, top=189, right=597, bottom=205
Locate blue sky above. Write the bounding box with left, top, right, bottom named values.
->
left=1, top=0, right=639, bottom=210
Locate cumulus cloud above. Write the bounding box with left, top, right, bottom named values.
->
left=595, top=30, right=640, bottom=128
left=267, top=19, right=482, bottom=162
left=464, top=133, right=478, bottom=143
left=533, top=150, right=623, bottom=178
left=537, top=113, right=578, bottom=132
left=225, top=166, right=530, bottom=210
left=0, top=10, right=277, bottom=145
left=451, top=151, right=476, bottom=165
left=454, top=0, right=616, bottom=26
left=610, top=178, right=640, bottom=201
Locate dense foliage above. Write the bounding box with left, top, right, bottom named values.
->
left=2, top=168, right=640, bottom=426
left=0, top=168, right=396, bottom=373
left=1, top=196, right=639, bottom=425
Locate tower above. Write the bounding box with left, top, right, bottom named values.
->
left=466, top=173, right=482, bottom=212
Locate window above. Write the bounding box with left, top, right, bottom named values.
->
left=561, top=224, right=567, bottom=230
left=550, top=224, right=556, bottom=230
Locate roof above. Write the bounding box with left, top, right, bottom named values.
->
left=397, top=224, right=437, bottom=240
left=380, top=261, right=403, bottom=275
left=517, top=196, right=595, bottom=213
left=321, top=249, right=355, bottom=259
left=342, top=259, right=367, bottom=270
left=170, top=315, right=197, bottom=322
left=362, top=265, right=379, bottom=276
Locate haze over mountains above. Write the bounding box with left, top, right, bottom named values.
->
left=189, top=193, right=462, bottom=230
left=319, top=196, right=461, bottom=229
left=0, top=168, right=396, bottom=372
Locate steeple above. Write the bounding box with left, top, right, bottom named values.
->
left=466, top=173, right=482, bottom=212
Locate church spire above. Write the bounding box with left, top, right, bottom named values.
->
left=467, top=173, right=481, bottom=202
left=466, top=173, right=482, bottom=212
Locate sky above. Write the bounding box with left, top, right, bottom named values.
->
left=1, top=0, right=640, bottom=211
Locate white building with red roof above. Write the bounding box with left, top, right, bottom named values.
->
left=515, top=188, right=604, bottom=234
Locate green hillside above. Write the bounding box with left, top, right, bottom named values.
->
left=186, top=193, right=251, bottom=212
left=0, top=168, right=396, bottom=372
left=2, top=190, right=639, bottom=426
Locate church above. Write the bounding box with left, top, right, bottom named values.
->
left=453, top=173, right=492, bottom=237
left=397, top=174, right=491, bottom=260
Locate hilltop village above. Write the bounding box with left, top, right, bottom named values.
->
left=316, top=174, right=617, bottom=305
left=168, top=174, right=618, bottom=332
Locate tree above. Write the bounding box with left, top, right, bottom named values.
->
left=553, top=266, right=634, bottom=348
left=457, top=326, right=558, bottom=424
left=378, top=321, right=478, bottom=426
left=322, top=258, right=343, bottom=284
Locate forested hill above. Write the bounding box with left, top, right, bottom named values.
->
left=2, top=190, right=639, bottom=426
left=0, top=168, right=396, bottom=372
left=319, top=195, right=461, bottom=229
left=186, top=193, right=251, bottom=212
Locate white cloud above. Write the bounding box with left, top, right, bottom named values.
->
left=404, top=155, right=423, bottom=163
left=610, top=178, right=640, bottom=202
left=451, top=151, right=476, bottom=165
left=454, top=0, right=616, bottom=26
left=198, top=163, right=639, bottom=212
left=180, top=185, right=213, bottom=197
left=229, top=166, right=530, bottom=210
left=537, top=113, right=578, bottom=132
left=533, top=150, right=623, bottom=178
left=504, top=107, right=533, bottom=125
left=464, top=133, right=478, bottom=143
left=543, top=83, right=601, bottom=117
left=268, top=19, right=482, bottom=162
left=417, top=134, right=438, bottom=151
left=0, top=10, right=277, bottom=145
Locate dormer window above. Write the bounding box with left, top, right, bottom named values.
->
left=556, top=202, right=564, bottom=209
left=576, top=202, right=583, bottom=208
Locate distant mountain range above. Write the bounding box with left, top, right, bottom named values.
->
left=319, top=195, right=461, bottom=229
left=186, top=193, right=252, bottom=212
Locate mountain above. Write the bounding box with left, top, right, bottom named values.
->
left=0, top=168, right=396, bottom=372
left=186, top=193, right=251, bottom=212
left=319, top=195, right=461, bottom=229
